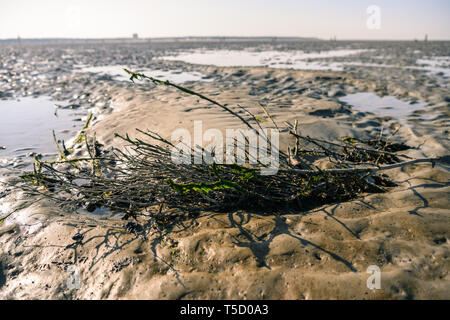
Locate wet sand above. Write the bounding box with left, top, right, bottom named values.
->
left=0, top=40, right=449, bottom=299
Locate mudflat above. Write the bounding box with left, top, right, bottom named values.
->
left=0, top=40, right=449, bottom=299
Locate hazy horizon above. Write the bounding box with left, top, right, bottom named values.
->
left=3, top=37, right=450, bottom=42
left=1, top=0, right=449, bottom=41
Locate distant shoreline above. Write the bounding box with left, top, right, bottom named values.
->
left=1, top=37, right=449, bottom=44
left=0, top=36, right=319, bottom=44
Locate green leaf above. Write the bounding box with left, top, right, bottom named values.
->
left=254, top=116, right=267, bottom=123
left=167, top=178, right=246, bottom=195
left=340, top=136, right=358, bottom=144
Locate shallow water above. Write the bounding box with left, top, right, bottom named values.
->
left=338, top=92, right=428, bottom=120
left=414, top=57, right=450, bottom=78
left=344, top=57, right=450, bottom=80
left=0, top=96, right=84, bottom=161
left=76, top=65, right=212, bottom=83
left=162, top=49, right=368, bottom=71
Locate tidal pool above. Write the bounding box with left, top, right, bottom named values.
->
left=162, top=49, right=368, bottom=71
left=338, top=92, right=428, bottom=120
left=76, top=65, right=212, bottom=83
left=0, top=96, right=85, bottom=162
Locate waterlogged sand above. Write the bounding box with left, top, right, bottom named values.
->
left=0, top=42, right=449, bottom=300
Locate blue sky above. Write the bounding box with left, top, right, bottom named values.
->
left=0, top=0, right=449, bottom=40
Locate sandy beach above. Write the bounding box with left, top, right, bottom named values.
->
left=0, top=40, right=449, bottom=299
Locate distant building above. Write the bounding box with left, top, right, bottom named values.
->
left=132, top=33, right=139, bottom=40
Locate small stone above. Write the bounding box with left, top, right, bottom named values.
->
left=327, top=89, right=345, bottom=97
left=72, top=233, right=84, bottom=242
left=85, top=202, right=97, bottom=212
